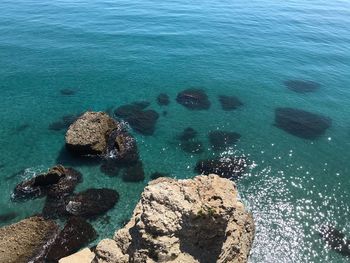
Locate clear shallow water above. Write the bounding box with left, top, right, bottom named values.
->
left=0, top=0, right=350, bottom=262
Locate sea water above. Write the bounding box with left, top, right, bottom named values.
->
left=0, top=0, right=349, bottom=262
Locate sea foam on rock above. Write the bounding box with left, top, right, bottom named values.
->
left=94, top=174, right=254, bottom=263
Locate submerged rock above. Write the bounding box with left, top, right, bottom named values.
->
left=13, top=165, right=82, bottom=201
left=157, top=93, right=170, bottom=106
left=60, top=89, right=76, bottom=96
left=14, top=123, right=30, bottom=133
left=66, top=188, right=119, bottom=218
left=218, top=95, right=243, bottom=111
left=176, top=127, right=198, bottom=141
left=0, top=211, right=17, bottom=223
left=209, top=131, right=241, bottom=150
left=284, top=80, right=320, bottom=93
left=114, top=104, right=159, bottom=135
left=176, top=88, right=211, bottom=110
left=195, top=156, right=248, bottom=179
left=180, top=140, right=204, bottom=154
left=274, top=107, right=332, bottom=139
left=122, top=161, right=145, bottom=182
left=0, top=216, right=59, bottom=263
left=66, top=111, right=119, bottom=155
left=46, top=217, right=97, bottom=262
left=319, top=225, right=350, bottom=257
left=94, top=175, right=254, bottom=263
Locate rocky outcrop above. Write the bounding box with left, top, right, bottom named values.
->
left=59, top=248, right=95, bottom=263
left=0, top=216, right=59, bottom=263
left=12, top=165, right=82, bottom=201
left=94, top=174, right=254, bottom=263
left=65, top=111, right=119, bottom=155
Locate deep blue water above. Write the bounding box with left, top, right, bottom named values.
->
left=0, top=0, right=350, bottom=262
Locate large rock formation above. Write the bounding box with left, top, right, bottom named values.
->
left=94, top=174, right=254, bottom=263
left=65, top=111, right=119, bottom=156
left=0, top=216, right=59, bottom=263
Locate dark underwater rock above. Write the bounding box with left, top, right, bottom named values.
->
left=218, top=95, right=243, bottom=111
left=319, top=225, right=350, bottom=257
left=176, top=88, right=211, bottom=110
left=14, top=124, right=30, bottom=133
left=180, top=140, right=204, bottom=154
left=12, top=165, right=82, bottom=201
left=114, top=104, right=159, bottom=135
left=60, top=89, right=76, bottom=96
left=45, top=217, right=97, bottom=262
left=195, top=157, right=248, bottom=179
left=0, top=211, right=17, bottom=223
left=284, top=80, right=320, bottom=93
left=209, top=131, right=241, bottom=151
left=157, top=93, right=170, bottom=106
left=49, top=113, right=81, bottom=131
left=66, top=111, right=119, bottom=155
left=100, top=160, right=120, bottom=177
left=42, top=196, right=68, bottom=219
left=133, top=101, right=150, bottom=109
left=274, top=107, right=332, bottom=139
left=177, top=127, right=198, bottom=141
left=66, top=188, right=119, bottom=218
left=122, top=161, right=145, bottom=182
left=150, top=172, right=170, bottom=180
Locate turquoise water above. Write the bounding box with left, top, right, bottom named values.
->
left=1, top=0, right=350, bottom=261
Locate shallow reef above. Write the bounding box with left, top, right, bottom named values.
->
left=284, top=80, right=320, bottom=93
left=176, top=88, right=211, bottom=110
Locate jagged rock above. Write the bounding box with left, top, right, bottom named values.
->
left=209, top=131, right=241, bottom=151
left=46, top=217, right=97, bottom=262
left=176, top=88, right=211, bottom=110
left=12, top=165, right=82, bottom=201
left=195, top=157, right=247, bottom=179
left=0, top=216, right=59, bottom=263
left=157, top=93, right=170, bottom=106
left=284, top=80, right=320, bottom=93
left=59, top=248, right=95, bottom=263
left=274, top=107, right=332, bottom=139
left=218, top=95, right=243, bottom=111
left=66, top=111, right=119, bottom=155
left=66, top=188, right=119, bottom=218
left=95, top=175, right=254, bottom=263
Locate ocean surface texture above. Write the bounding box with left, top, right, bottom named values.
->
left=1, top=0, right=350, bottom=262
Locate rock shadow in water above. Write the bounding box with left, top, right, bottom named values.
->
left=150, top=172, right=170, bottom=180
left=284, top=80, right=320, bottom=93
left=208, top=131, right=241, bottom=151
left=49, top=113, right=81, bottom=132
left=218, top=95, right=243, bottom=111
left=274, top=107, right=332, bottom=139
left=0, top=211, right=17, bottom=223
left=176, top=88, right=211, bottom=110
left=56, top=146, right=101, bottom=167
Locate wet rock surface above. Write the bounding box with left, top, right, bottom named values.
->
left=94, top=175, right=254, bottom=263
left=195, top=156, right=248, bottom=179
left=284, top=80, right=320, bottom=93
left=176, top=88, right=211, bottom=110
left=46, top=217, right=97, bottom=262
left=13, top=165, right=82, bottom=201
left=209, top=131, right=241, bottom=150
left=0, top=216, right=59, bottom=263
left=274, top=107, right=332, bottom=139
left=65, top=111, right=119, bottom=155
left=218, top=95, right=243, bottom=111
left=114, top=103, right=159, bottom=135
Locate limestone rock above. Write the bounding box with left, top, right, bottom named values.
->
left=95, top=174, right=254, bottom=263
left=0, top=216, right=59, bottom=263
left=59, top=248, right=95, bottom=263
left=65, top=111, right=119, bottom=155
